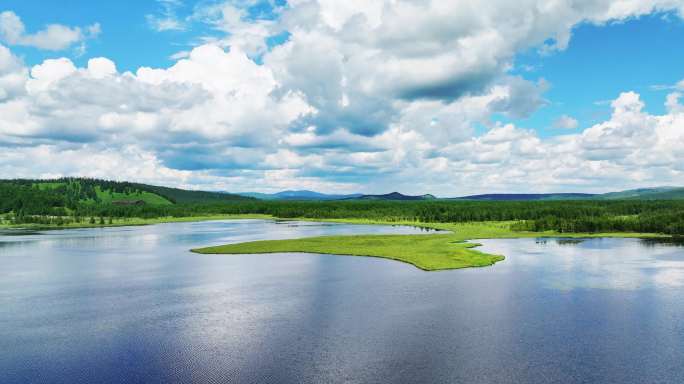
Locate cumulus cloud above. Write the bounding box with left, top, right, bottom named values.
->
left=0, top=43, right=311, bottom=179
left=258, top=0, right=684, bottom=139
left=0, top=44, right=27, bottom=101
left=0, top=11, right=99, bottom=51
left=3, top=1, right=684, bottom=194
left=295, top=90, right=684, bottom=194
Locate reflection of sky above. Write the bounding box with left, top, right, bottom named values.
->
left=2, top=222, right=684, bottom=383
left=474, top=238, right=684, bottom=291
left=0, top=219, right=436, bottom=383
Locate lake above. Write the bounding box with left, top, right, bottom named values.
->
left=1, top=220, right=683, bottom=383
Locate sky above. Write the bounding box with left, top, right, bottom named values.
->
left=1, top=1, right=684, bottom=196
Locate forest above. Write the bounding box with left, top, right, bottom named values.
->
left=2, top=178, right=684, bottom=235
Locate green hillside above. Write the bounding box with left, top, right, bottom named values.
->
left=2, top=178, right=251, bottom=208
left=34, top=181, right=173, bottom=205
left=135, top=184, right=251, bottom=204
left=453, top=188, right=684, bottom=201
left=93, top=186, right=173, bottom=205
left=598, top=187, right=684, bottom=200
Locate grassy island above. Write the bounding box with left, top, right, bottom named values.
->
left=192, top=221, right=665, bottom=271
left=193, top=233, right=503, bottom=271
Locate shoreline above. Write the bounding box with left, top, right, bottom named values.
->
left=2, top=215, right=670, bottom=271
left=191, top=219, right=670, bottom=271
left=1, top=214, right=667, bottom=239
left=0, top=214, right=273, bottom=231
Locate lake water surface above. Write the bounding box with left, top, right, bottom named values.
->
left=1, top=220, right=683, bottom=383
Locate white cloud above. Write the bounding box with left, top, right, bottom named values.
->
left=191, top=2, right=280, bottom=58
left=0, top=43, right=311, bottom=175
left=0, top=44, right=27, bottom=101
left=169, top=50, right=190, bottom=60
left=553, top=114, right=579, bottom=129
left=0, top=144, right=192, bottom=183
left=87, top=57, right=117, bottom=79
left=0, top=11, right=99, bottom=51
left=2, top=86, right=682, bottom=195
left=260, top=0, right=684, bottom=138
left=146, top=0, right=186, bottom=32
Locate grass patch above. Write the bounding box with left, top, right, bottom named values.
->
left=193, top=233, right=504, bottom=271
left=92, top=186, right=173, bottom=205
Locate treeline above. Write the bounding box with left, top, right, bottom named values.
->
left=72, top=200, right=684, bottom=235
left=4, top=178, right=250, bottom=205
left=510, top=210, right=684, bottom=235
left=2, top=179, right=684, bottom=235
left=0, top=183, right=67, bottom=216
left=12, top=178, right=146, bottom=203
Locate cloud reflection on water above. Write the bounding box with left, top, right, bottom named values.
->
left=475, top=238, right=684, bottom=291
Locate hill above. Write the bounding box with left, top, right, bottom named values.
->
left=355, top=192, right=437, bottom=201
left=238, top=190, right=363, bottom=200
left=457, top=193, right=597, bottom=201
left=597, top=187, right=684, bottom=200
left=238, top=187, right=684, bottom=202
left=135, top=183, right=251, bottom=204
left=2, top=178, right=251, bottom=208
left=454, top=188, right=684, bottom=201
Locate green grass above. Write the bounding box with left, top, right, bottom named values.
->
left=33, top=182, right=173, bottom=205
left=194, top=233, right=503, bottom=271
left=192, top=220, right=668, bottom=271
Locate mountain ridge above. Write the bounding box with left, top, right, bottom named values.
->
left=237, top=190, right=363, bottom=200
left=456, top=193, right=598, bottom=201
left=353, top=192, right=437, bottom=201
left=237, top=186, right=684, bottom=201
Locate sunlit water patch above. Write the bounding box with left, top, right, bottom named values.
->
left=475, top=237, right=684, bottom=290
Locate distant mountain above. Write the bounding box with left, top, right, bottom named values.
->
left=258, top=188, right=684, bottom=201
left=457, top=193, right=597, bottom=201
left=355, top=192, right=437, bottom=201
left=455, top=187, right=684, bottom=201
left=233, top=186, right=684, bottom=201
left=237, top=190, right=363, bottom=200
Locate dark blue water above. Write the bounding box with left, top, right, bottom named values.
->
left=1, top=221, right=683, bottom=384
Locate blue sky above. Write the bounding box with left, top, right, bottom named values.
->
left=3, top=0, right=211, bottom=70
left=511, top=13, right=684, bottom=135
left=1, top=1, right=684, bottom=195
left=6, top=1, right=684, bottom=134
